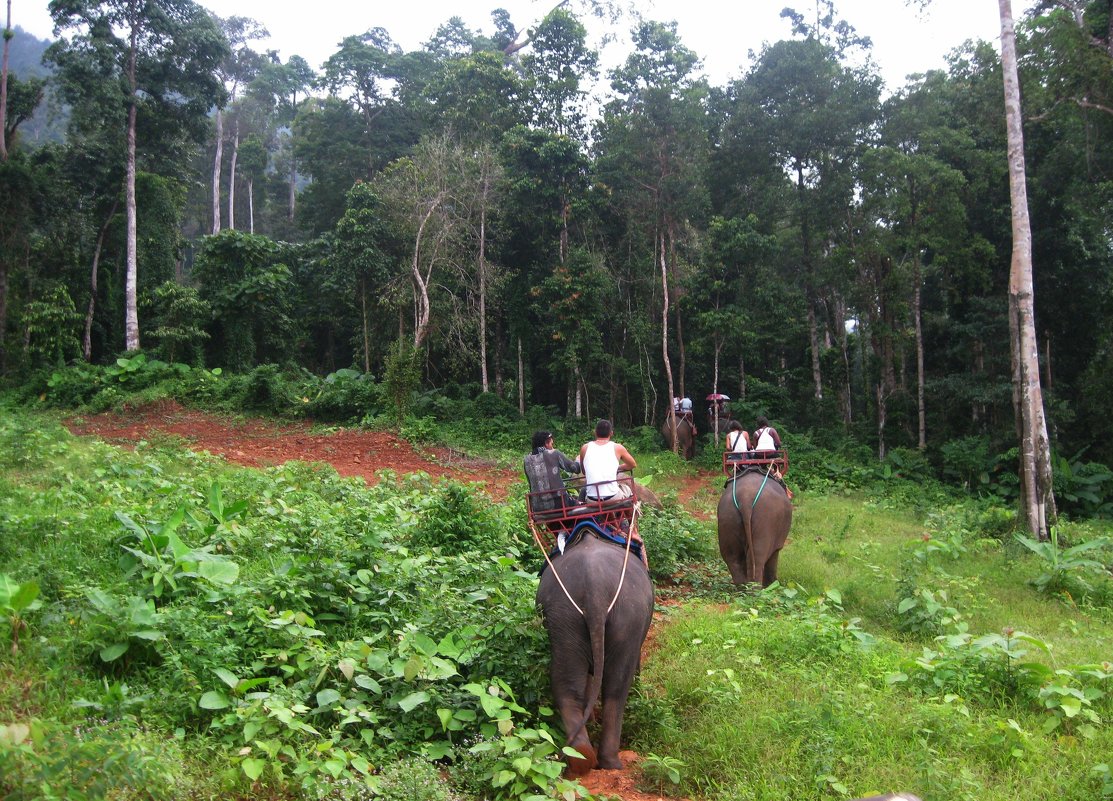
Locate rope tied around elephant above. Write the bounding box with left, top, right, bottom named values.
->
left=532, top=502, right=643, bottom=618
left=732, top=462, right=775, bottom=511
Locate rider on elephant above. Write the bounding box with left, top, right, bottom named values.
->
left=753, top=415, right=782, bottom=451
left=725, top=420, right=751, bottom=453
left=578, top=419, right=637, bottom=501
left=524, top=431, right=582, bottom=513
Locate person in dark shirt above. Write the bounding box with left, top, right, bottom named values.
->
left=524, top=431, right=582, bottom=513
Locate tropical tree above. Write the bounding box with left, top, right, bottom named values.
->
left=48, top=0, right=228, bottom=352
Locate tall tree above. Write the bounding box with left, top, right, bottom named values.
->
left=210, top=15, right=267, bottom=233
left=1, top=0, right=12, bottom=160
left=596, top=19, right=709, bottom=431
left=1000, top=0, right=1056, bottom=538
left=49, top=0, right=228, bottom=352
left=732, top=9, right=879, bottom=405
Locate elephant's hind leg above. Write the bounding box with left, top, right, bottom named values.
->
left=551, top=663, right=597, bottom=776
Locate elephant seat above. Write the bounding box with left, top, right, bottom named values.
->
left=527, top=476, right=640, bottom=555
left=723, top=449, right=789, bottom=476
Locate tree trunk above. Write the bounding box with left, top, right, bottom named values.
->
left=247, top=177, right=254, bottom=234
left=1000, top=0, right=1055, bottom=539
left=738, top=353, right=746, bottom=402
left=360, top=277, right=370, bottom=373
left=913, top=253, right=926, bottom=449
left=0, top=0, right=11, bottom=161
left=228, top=119, right=239, bottom=230
left=660, top=229, right=678, bottom=454
left=478, top=172, right=489, bottom=393
left=808, top=300, right=823, bottom=399
left=124, top=32, right=140, bottom=353
left=83, top=199, right=119, bottom=361
left=211, top=108, right=223, bottom=234
left=517, top=335, right=524, bottom=414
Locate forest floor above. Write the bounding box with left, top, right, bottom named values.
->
left=65, top=400, right=708, bottom=801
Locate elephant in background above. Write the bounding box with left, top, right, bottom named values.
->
left=536, top=531, right=654, bottom=775
left=717, top=469, right=792, bottom=587
left=660, top=414, right=696, bottom=460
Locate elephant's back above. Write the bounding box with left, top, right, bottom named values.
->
left=537, top=534, right=652, bottom=611
left=717, top=471, right=791, bottom=522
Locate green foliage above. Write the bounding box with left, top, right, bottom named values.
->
left=639, top=752, right=686, bottom=790
left=0, top=573, right=42, bottom=652
left=82, top=588, right=166, bottom=665
left=141, top=282, right=211, bottom=365
left=637, top=504, right=712, bottom=581
left=22, top=283, right=81, bottom=366
left=0, top=720, right=177, bottom=801
left=1053, top=451, right=1113, bottom=519
left=1014, top=528, right=1113, bottom=601
left=384, top=342, right=422, bottom=425
left=377, top=756, right=457, bottom=801
left=410, top=482, right=507, bottom=555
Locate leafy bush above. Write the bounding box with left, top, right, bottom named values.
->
left=1014, top=528, right=1113, bottom=602
left=409, top=482, right=509, bottom=555
left=306, top=369, right=381, bottom=422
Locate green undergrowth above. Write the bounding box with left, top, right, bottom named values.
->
left=0, top=410, right=594, bottom=800
left=627, top=490, right=1113, bottom=801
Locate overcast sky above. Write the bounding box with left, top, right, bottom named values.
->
left=19, top=0, right=1037, bottom=93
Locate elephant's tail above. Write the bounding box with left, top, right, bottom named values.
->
left=566, top=609, right=607, bottom=748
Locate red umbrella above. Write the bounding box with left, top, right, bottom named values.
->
left=705, top=393, right=730, bottom=401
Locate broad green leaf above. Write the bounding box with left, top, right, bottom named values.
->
left=241, top=757, right=266, bottom=781
left=9, top=581, right=40, bottom=612
left=397, top=691, right=430, bottom=712
left=316, top=689, right=341, bottom=708
left=194, top=556, right=239, bottom=585
left=199, top=690, right=231, bottom=710
left=99, top=643, right=129, bottom=662
left=215, top=668, right=239, bottom=689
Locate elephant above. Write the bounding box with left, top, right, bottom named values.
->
left=705, top=411, right=732, bottom=439
left=536, top=529, right=654, bottom=775
left=660, top=414, right=696, bottom=460
left=717, top=469, right=792, bottom=587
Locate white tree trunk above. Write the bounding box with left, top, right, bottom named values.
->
left=247, top=177, right=254, bottom=234
left=660, top=229, right=677, bottom=453
left=0, top=0, right=11, bottom=161
left=227, top=120, right=238, bottom=230
left=125, top=28, right=140, bottom=353
left=1000, top=0, right=1055, bottom=539
left=211, top=108, right=222, bottom=234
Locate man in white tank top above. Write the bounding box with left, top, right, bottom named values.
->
left=578, top=419, right=637, bottom=500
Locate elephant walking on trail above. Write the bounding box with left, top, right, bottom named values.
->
left=537, top=531, right=654, bottom=775
left=661, top=414, right=696, bottom=460
left=717, top=469, right=792, bottom=587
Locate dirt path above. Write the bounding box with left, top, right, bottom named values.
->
left=67, top=399, right=521, bottom=500
left=65, top=401, right=693, bottom=801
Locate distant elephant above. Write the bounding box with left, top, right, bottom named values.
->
left=537, top=531, right=654, bottom=775
left=717, top=469, right=792, bottom=586
left=705, top=412, right=732, bottom=439
left=661, top=414, right=696, bottom=460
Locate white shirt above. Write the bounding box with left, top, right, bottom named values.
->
left=726, top=431, right=748, bottom=452
left=755, top=427, right=776, bottom=451
left=582, top=441, right=619, bottom=499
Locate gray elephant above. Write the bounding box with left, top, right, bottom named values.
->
left=536, top=530, right=654, bottom=775
left=717, top=469, right=792, bottom=586
left=660, top=414, right=696, bottom=460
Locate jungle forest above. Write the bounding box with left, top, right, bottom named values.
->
left=2, top=0, right=1112, bottom=505
left=3, top=1, right=1113, bottom=799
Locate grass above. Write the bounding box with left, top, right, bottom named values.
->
left=629, top=490, right=1113, bottom=801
